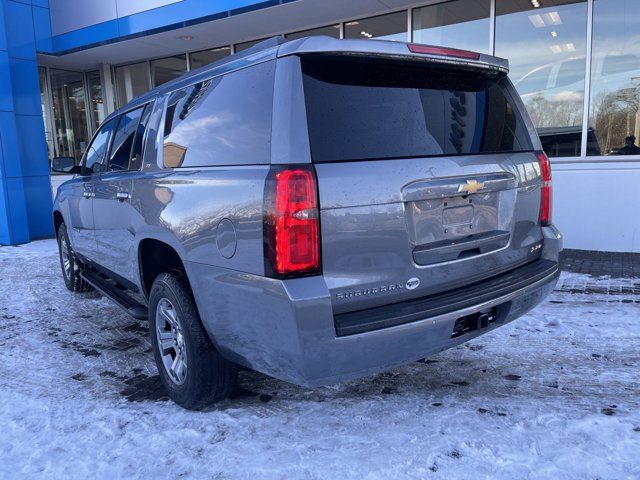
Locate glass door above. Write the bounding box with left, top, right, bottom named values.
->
left=50, top=69, right=91, bottom=163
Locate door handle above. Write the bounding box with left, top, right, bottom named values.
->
left=116, top=191, right=131, bottom=201
left=83, top=191, right=94, bottom=198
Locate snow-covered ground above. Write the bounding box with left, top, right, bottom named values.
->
left=0, top=240, right=638, bottom=480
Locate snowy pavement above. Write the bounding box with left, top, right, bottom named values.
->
left=0, top=239, right=639, bottom=480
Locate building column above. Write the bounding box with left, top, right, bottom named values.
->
left=0, top=0, right=53, bottom=245
left=100, top=63, right=116, bottom=116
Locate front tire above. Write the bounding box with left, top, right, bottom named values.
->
left=149, top=272, right=237, bottom=410
left=57, top=222, right=93, bottom=293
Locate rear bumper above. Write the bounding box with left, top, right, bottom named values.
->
left=187, top=225, right=562, bottom=387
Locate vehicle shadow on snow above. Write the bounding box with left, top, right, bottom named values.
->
left=116, top=343, right=533, bottom=412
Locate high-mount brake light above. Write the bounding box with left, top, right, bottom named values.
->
left=408, top=43, right=481, bottom=60
left=537, top=151, right=553, bottom=226
left=264, top=166, right=320, bottom=278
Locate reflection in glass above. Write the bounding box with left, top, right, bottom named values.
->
left=86, top=70, right=104, bottom=132
left=151, top=54, right=187, bottom=87
left=344, top=11, right=408, bottom=42
left=163, top=62, right=274, bottom=168
left=189, top=47, right=231, bottom=70
left=49, top=69, right=90, bottom=163
left=286, top=24, right=341, bottom=40
left=115, top=62, right=151, bottom=108
left=109, top=106, right=145, bottom=171
left=38, top=67, right=54, bottom=160
left=496, top=0, right=588, bottom=158
left=84, top=119, right=115, bottom=175
left=412, top=0, right=490, bottom=54
left=589, top=0, right=640, bottom=156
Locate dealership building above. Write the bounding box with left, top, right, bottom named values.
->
left=0, top=0, right=638, bottom=251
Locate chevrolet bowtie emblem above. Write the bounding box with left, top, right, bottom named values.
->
left=458, top=179, right=485, bottom=195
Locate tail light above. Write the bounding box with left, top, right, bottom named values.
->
left=408, top=43, right=481, bottom=60
left=537, top=151, right=552, bottom=226
left=264, top=165, right=320, bottom=278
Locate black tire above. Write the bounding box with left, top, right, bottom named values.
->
left=149, top=271, right=237, bottom=410
left=57, top=222, right=93, bottom=293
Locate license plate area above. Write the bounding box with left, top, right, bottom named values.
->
left=402, top=172, right=518, bottom=259
left=405, top=188, right=517, bottom=265
left=406, top=189, right=513, bottom=243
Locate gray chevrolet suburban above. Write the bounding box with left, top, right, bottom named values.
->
left=52, top=36, right=562, bottom=410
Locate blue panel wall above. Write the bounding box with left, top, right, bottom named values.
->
left=0, top=0, right=53, bottom=245
left=47, top=0, right=290, bottom=54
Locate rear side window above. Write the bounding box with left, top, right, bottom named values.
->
left=162, top=61, right=275, bottom=168
left=301, top=56, right=533, bottom=162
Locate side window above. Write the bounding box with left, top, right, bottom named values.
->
left=162, top=61, right=275, bottom=168
left=83, top=119, right=115, bottom=175
left=109, top=106, right=145, bottom=172
left=130, top=104, right=152, bottom=170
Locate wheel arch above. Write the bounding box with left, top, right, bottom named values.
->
left=138, top=238, right=189, bottom=299
left=53, top=210, right=64, bottom=238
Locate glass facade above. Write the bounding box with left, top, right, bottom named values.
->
left=86, top=70, right=105, bottom=132
left=588, top=0, right=640, bottom=156
left=38, top=67, right=54, bottom=161
left=496, top=0, right=588, bottom=158
left=115, top=62, right=151, bottom=108
left=286, top=24, right=340, bottom=40
left=412, top=0, right=491, bottom=54
left=49, top=69, right=91, bottom=163
left=235, top=38, right=268, bottom=52
left=344, top=11, right=407, bottom=42
left=189, top=47, right=231, bottom=70
left=150, top=54, right=187, bottom=87
left=36, top=0, right=640, bottom=165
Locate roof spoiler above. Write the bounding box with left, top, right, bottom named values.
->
left=278, top=36, right=509, bottom=74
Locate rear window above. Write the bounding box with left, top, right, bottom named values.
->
left=301, top=56, right=533, bottom=162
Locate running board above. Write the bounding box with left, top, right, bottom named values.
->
left=81, top=269, right=148, bottom=320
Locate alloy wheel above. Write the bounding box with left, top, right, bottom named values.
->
left=155, top=298, right=188, bottom=385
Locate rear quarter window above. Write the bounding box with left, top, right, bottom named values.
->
left=163, top=61, right=275, bottom=168
left=301, top=56, right=533, bottom=163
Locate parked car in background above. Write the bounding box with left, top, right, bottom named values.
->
left=52, top=36, right=562, bottom=410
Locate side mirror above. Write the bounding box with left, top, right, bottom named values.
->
left=51, top=156, right=81, bottom=174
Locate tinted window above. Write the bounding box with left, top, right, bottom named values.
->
left=163, top=61, right=274, bottom=168
left=130, top=105, right=152, bottom=170
left=301, top=56, right=533, bottom=162
left=83, top=119, right=115, bottom=175
left=109, top=106, right=145, bottom=171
